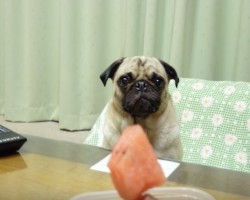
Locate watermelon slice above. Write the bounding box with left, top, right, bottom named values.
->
left=108, top=125, right=166, bottom=200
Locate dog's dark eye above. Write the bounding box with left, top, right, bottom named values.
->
left=152, top=76, right=164, bottom=88
left=119, top=76, right=130, bottom=87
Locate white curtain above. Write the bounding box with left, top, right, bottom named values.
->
left=0, top=0, right=249, bottom=130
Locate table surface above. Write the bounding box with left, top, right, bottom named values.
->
left=0, top=135, right=250, bottom=200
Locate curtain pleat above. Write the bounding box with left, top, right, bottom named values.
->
left=0, top=0, right=249, bottom=130
left=2, top=0, right=60, bottom=122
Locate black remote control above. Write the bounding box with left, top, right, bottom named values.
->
left=0, top=125, right=27, bottom=155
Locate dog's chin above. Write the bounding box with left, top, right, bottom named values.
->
left=123, top=97, right=160, bottom=118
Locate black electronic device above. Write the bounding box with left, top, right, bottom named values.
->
left=0, top=124, right=27, bottom=155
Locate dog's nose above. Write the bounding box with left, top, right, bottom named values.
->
left=135, top=81, right=148, bottom=91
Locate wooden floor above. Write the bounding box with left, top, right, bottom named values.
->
left=0, top=115, right=89, bottom=144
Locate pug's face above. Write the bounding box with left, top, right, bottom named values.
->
left=100, top=56, right=179, bottom=118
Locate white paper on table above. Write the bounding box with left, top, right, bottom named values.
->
left=90, top=154, right=180, bottom=178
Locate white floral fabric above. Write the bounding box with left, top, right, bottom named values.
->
left=169, top=78, right=250, bottom=173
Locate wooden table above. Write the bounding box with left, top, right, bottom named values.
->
left=0, top=135, right=249, bottom=200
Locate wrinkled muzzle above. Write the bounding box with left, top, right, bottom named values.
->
left=122, top=80, right=161, bottom=117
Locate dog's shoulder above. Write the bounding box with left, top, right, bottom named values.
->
left=102, top=101, right=134, bottom=148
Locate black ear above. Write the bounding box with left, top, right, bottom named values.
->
left=158, top=59, right=179, bottom=87
left=100, top=58, right=125, bottom=86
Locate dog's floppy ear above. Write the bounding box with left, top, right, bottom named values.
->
left=158, top=59, right=179, bottom=87
left=100, top=57, right=125, bottom=86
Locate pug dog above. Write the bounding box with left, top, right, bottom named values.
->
left=99, top=56, right=182, bottom=160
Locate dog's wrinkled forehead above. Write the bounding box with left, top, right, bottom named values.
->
left=100, top=56, right=179, bottom=87
left=115, top=56, right=167, bottom=80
